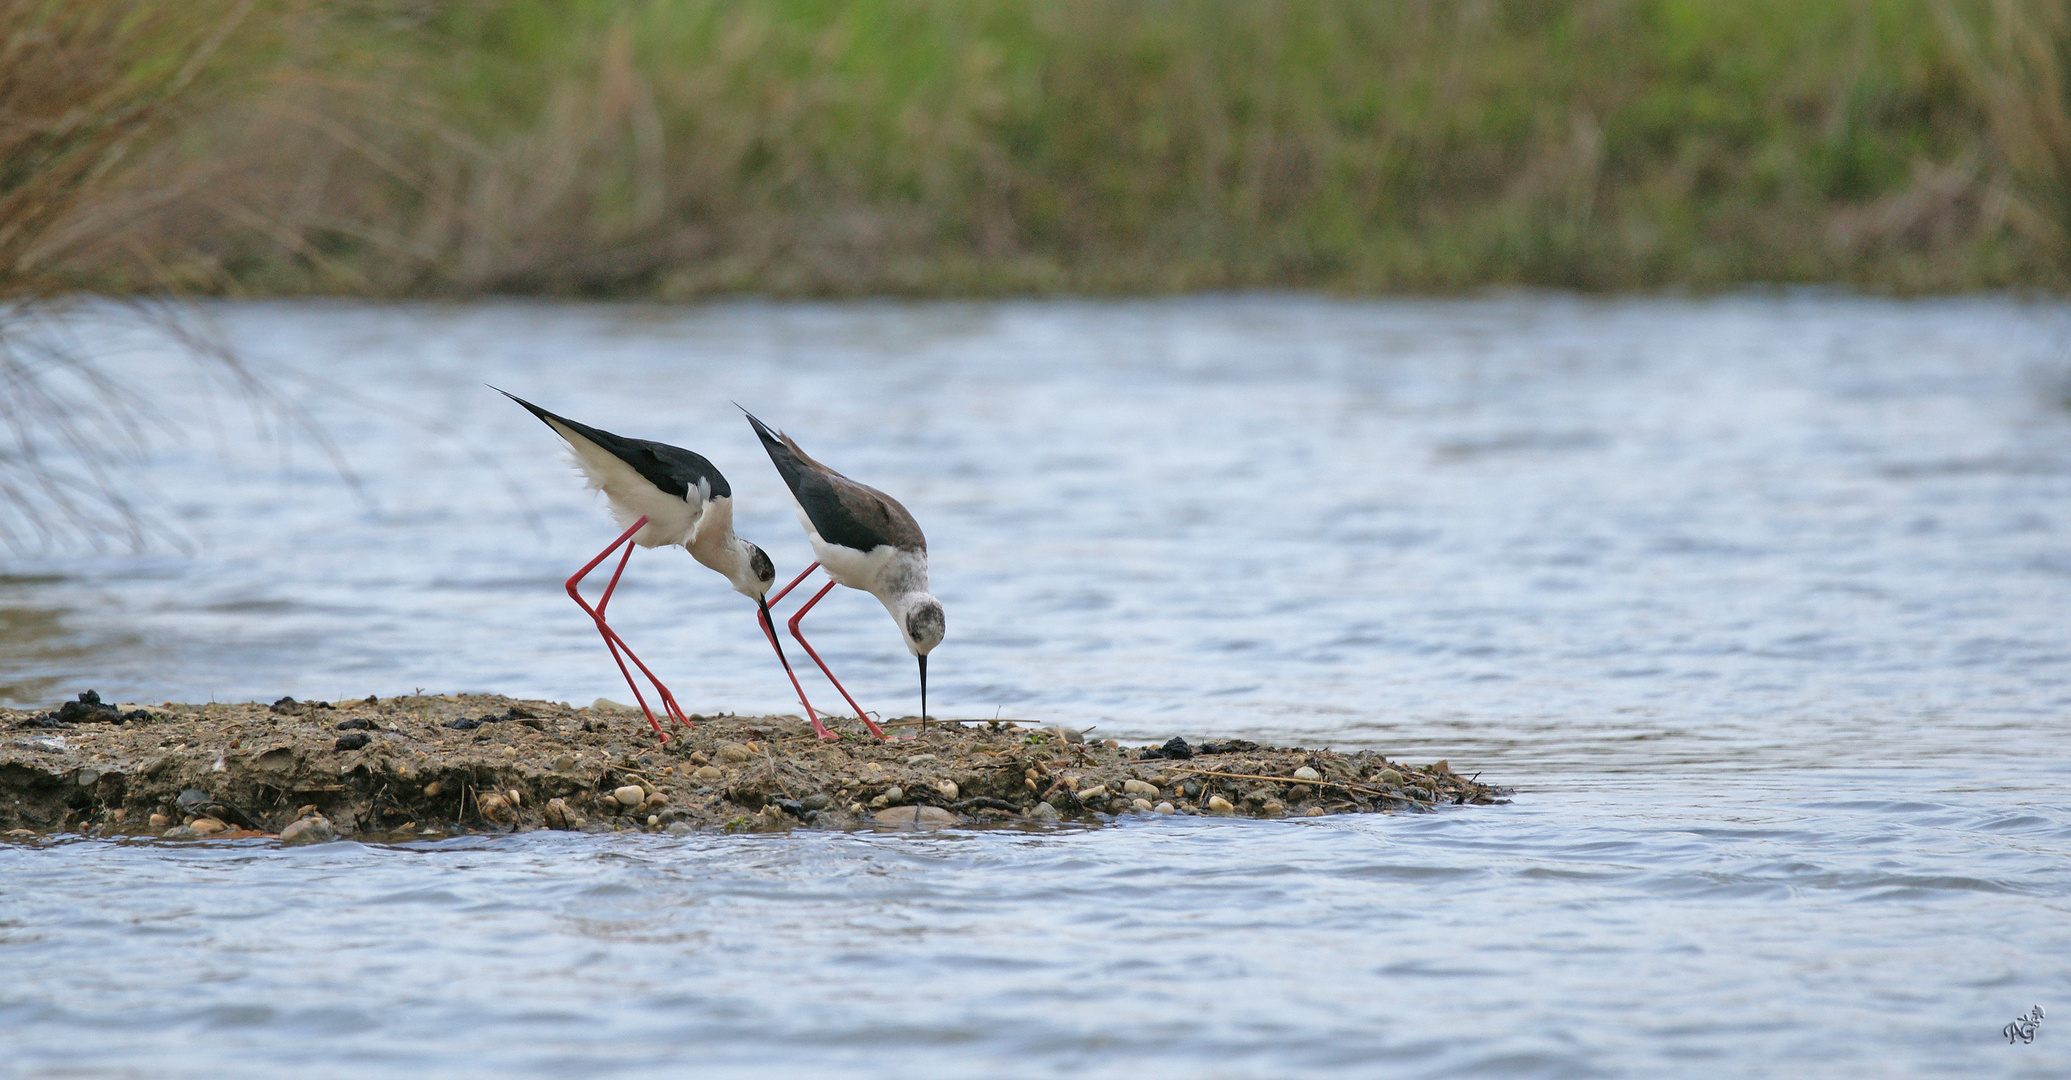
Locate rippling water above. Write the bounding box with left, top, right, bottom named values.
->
left=4, top=296, right=2070, bottom=1076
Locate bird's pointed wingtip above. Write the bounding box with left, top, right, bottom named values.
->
left=495, top=388, right=560, bottom=429
left=739, top=406, right=781, bottom=443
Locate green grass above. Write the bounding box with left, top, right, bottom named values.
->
left=20, top=0, right=2071, bottom=297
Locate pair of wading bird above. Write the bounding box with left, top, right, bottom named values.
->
left=499, top=391, right=944, bottom=742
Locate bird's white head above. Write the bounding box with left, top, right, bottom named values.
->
left=896, top=592, right=945, bottom=657
left=710, top=538, right=777, bottom=599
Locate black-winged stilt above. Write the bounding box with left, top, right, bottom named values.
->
left=743, top=410, right=945, bottom=736
left=498, top=390, right=827, bottom=742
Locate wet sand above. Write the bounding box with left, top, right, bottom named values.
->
left=2, top=692, right=1508, bottom=842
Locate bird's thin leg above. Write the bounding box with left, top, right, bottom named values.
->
left=590, top=528, right=690, bottom=728
left=757, top=599, right=834, bottom=740
left=786, top=580, right=888, bottom=739
left=565, top=517, right=690, bottom=740
left=768, top=562, right=820, bottom=606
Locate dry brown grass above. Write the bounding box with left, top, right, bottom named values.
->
left=1940, top=0, right=2071, bottom=284
left=0, top=0, right=357, bottom=549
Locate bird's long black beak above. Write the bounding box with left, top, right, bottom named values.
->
left=918, top=653, right=928, bottom=724
left=758, top=596, right=797, bottom=675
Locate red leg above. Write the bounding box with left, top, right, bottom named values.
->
left=756, top=600, right=834, bottom=740
left=786, top=580, right=887, bottom=739
left=589, top=529, right=690, bottom=728
left=565, top=517, right=689, bottom=741
left=769, top=562, right=820, bottom=606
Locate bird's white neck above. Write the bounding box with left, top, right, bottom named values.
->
left=685, top=498, right=765, bottom=598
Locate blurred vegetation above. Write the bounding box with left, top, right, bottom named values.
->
left=0, top=0, right=347, bottom=548
left=10, top=0, right=2071, bottom=297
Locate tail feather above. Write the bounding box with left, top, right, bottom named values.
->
left=740, top=407, right=811, bottom=498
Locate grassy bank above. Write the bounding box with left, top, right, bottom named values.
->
left=12, top=0, right=2071, bottom=297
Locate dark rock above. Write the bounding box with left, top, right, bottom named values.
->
left=775, top=799, right=806, bottom=819
left=1139, top=736, right=1193, bottom=761
left=48, top=691, right=125, bottom=726
left=270, top=696, right=300, bottom=714
left=334, top=718, right=379, bottom=731
left=334, top=732, right=371, bottom=751
left=176, top=788, right=211, bottom=811
left=799, top=793, right=831, bottom=811
left=448, top=711, right=517, bottom=731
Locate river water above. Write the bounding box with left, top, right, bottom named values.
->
left=3, top=296, right=2068, bottom=1077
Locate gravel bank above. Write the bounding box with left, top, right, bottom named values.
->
left=2, top=692, right=1508, bottom=842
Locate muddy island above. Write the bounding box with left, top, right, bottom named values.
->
left=2, top=692, right=1508, bottom=842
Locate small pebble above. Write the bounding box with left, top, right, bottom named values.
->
left=665, top=822, right=693, bottom=837
left=1304, top=806, right=1326, bottom=817
left=477, top=792, right=513, bottom=822
left=904, top=754, right=937, bottom=765
left=1154, top=801, right=1176, bottom=814
left=1132, top=798, right=1153, bottom=812
left=188, top=816, right=227, bottom=836
left=1029, top=802, right=1061, bottom=821
left=882, top=786, right=904, bottom=804
left=279, top=815, right=338, bottom=846
left=1292, top=766, right=1321, bottom=782
left=612, top=784, right=646, bottom=808
left=423, top=781, right=443, bottom=797
left=1376, top=769, right=1403, bottom=786
left=1261, top=800, right=1286, bottom=815
left=543, top=798, right=582, bottom=830
left=160, top=826, right=202, bottom=841
left=647, top=815, right=660, bottom=827
left=1207, top=795, right=1235, bottom=813
left=148, top=813, right=168, bottom=828
left=1122, top=778, right=1160, bottom=797
left=552, top=755, right=577, bottom=773
left=717, top=743, right=753, bottom=763
left=935, top=780, right=958, bottom=800
left=694, top=765, right=723, bottom=780
left=873, top=805, right=957, bottom=828
left=1075, top=784, right=1108, bottom=800
left=800, top=794, right=830, bottom=811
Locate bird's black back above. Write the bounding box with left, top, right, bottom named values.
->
left=743, top=410, right=924, bottom=553
left=499, top=389, right=730, bottom=501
